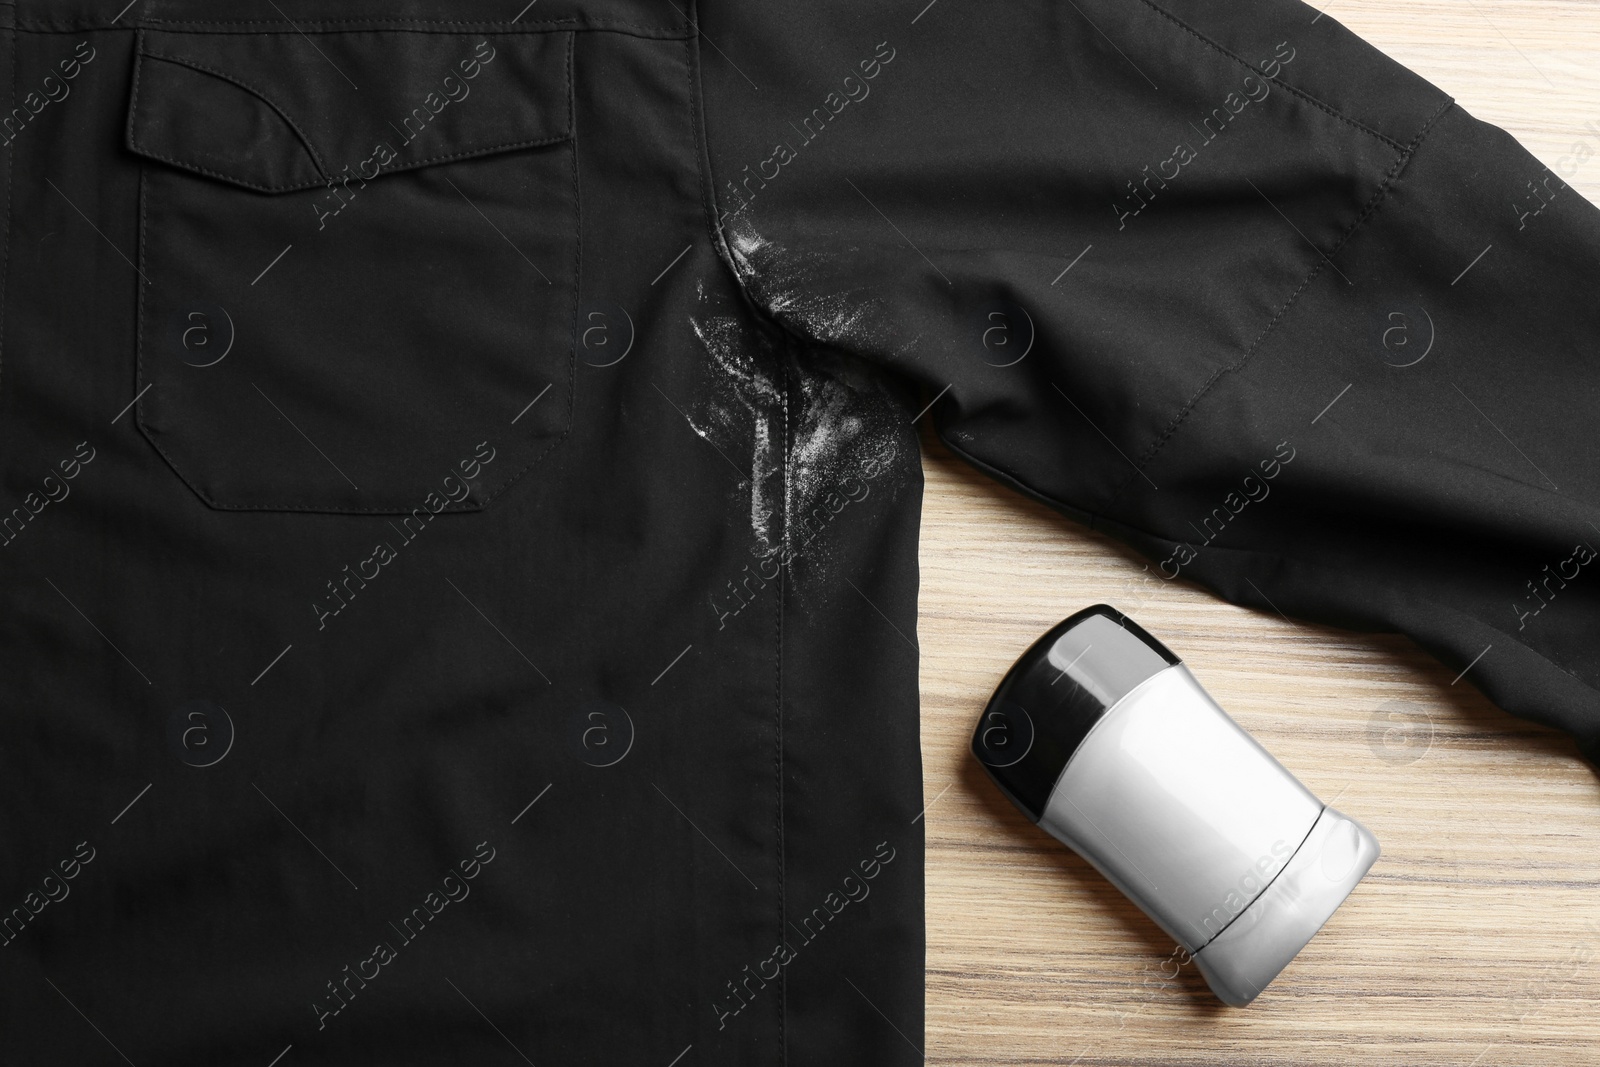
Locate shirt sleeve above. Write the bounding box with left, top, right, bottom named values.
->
left=697, top=0, right=1600, bottom=763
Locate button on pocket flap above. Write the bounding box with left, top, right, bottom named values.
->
left=127, top=31, right=571, bottom=194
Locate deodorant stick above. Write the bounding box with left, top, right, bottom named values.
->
left=971, top=604, right=1379, bottom=1006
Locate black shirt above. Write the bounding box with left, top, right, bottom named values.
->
left=1, top=0, right=1596, bottom=1063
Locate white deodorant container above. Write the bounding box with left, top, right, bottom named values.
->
left=972, top=604, right=1379, bottom=1005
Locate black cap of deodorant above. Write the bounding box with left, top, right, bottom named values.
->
left=971, top=604, right=1179, bottom=822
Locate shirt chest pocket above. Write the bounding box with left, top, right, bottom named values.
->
left=126, top=28, right=577, bottom=513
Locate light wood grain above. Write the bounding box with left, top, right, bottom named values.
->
left=918, top=3, right=1600, bottom=1063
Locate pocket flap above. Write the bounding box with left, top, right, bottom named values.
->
left=127, top=30, right=571, bottom=194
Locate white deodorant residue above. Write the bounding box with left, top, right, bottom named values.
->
left=687, top=313, right=784, bottom=551
left=686, top=220, right=910, bottom=575
left=725, top=214, right=909, bottom=353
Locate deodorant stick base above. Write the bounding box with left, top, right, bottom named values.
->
left=1193, top=805, right=1381, bottom=1006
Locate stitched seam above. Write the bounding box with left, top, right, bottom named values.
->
left=134, top=33, right=578, bottom=514
left=16, top=22, right=689, bottom=41
left=135, top=162, right=276, bottom=513
left=128, top=52, right=571, bottom=193
left=135, top=165, right=174, bottom=496
left=468, top=27, right=577, bottom=512
left=135, top=49, right=329, bottom=176
left=688, top=9, right=736, bottom=282
left=1105, top=97, right=1456, bottom=507
left=690, top=28, right=821, bottom=368
left=422, top=34, right=577, bottom=514
left=130, top=130, right=570, bottom=195
left=1131, top=0, right=1406, bottom=152
left=946, top=425, right=1600, bottom=705
left=139, top=16, right=673, bottom=29
left=15, top=17, right=686, bottom=34
left=364, top=132, right=572, bottom=178
left=468, top=30, right=579, bottom=512
left=683, top=12, right=788, bottom=1057
left=775, top=301, right=790, bottom=1067
left=0, top=18, right=12, bottom=442
left=128, top=148, right=311, bottom=194
left=1431, top=601, right=1600, bottom=693
left=685, top=0, right=782, bottom=329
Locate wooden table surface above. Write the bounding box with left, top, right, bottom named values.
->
left=917, top=3, right=1600, bottom=1063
